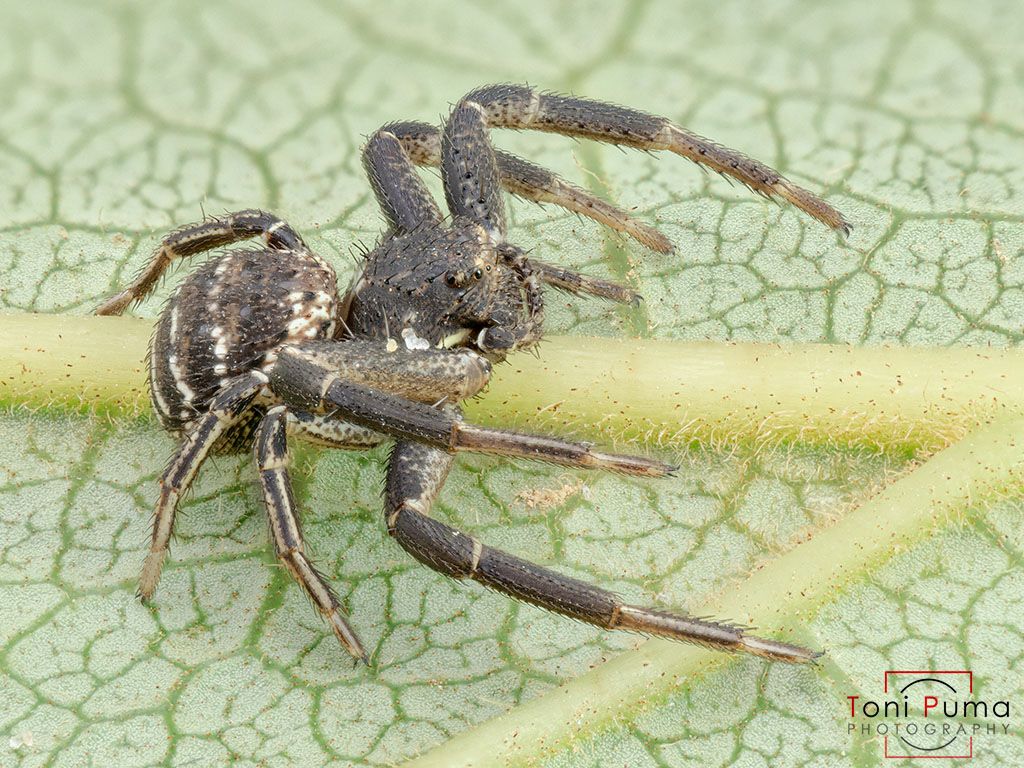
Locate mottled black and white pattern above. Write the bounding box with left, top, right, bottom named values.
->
left=97, top=84, right=849, bottom=665
left=151, top=246, right=338, bottom=442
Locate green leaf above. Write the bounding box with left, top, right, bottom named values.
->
left=2, top=1, right=1023, bottom=767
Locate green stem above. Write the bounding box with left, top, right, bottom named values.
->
left=402, top=415, right=1024, bottom=768
left=0, top=313, right=152, bottom=415
left=3, top=313, right=1024, bottom=451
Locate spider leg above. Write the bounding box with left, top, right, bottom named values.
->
left=255, top=406, right=369, bottom=662
left=385, top=440, right=817, bottom=663
left=495, top=247, right=638, bottom=305
left=286, top=410, right=384, bottom=449
left=362, top=129, right=444, bottom=234
left=496, top=149, right=674, bottom=253
left=272, top=338, right=492, bottom=405
left=96, top=209, right=310, bottom=315
left=384, top=121, right=673, bottom=253
left=452, top=84, right=851, bottom=236
left=269, top=345, right=674, bottom=478
left=441, top=100, right=507, bottom=241
left=500, top=241, right=639, bottom=304
left=528, top=259, right=640, bottom=305
left=139, top=371, right=267, bottom=600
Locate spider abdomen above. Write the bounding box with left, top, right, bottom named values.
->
left=149, top=248, right=339, bottom=444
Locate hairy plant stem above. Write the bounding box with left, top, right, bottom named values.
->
left=3, top=313, right=1024, bottom=453
left=1, top=313, right=152, bottom=415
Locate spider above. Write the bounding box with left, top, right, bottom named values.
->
left=96, top=84, right=849, bottom=665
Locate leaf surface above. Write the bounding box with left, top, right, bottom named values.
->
left=1, top=1, right=1023, bottom=766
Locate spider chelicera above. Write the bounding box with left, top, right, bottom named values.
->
left=96, top=84, right=849, bottom=664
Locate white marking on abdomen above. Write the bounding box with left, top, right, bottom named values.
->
left=169, top=305, right=180, bottom=344
left=165, top=304, right=196, bottom=402
left=285, top=290, right=334, bottom=340
left=168, top=353, right=195, bottom=401
left=149, top=354, right=172, bottom=421
left=212, top=326, right=228, bottom=359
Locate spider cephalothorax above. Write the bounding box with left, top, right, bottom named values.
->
left=97, top=84, right=850, bottom=665
left=345, top=221, right=543, bottom=358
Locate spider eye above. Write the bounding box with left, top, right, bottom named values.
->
left=446, top=273, right=458, bottom=286
left=473, top=268, right=483, bottom=280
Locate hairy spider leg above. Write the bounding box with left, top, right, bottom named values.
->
left=383, top=120, right=673, bottom=253
left=499, top=244, right=640, bottom=305
left=275, top=339, right=494, bottom=404
left=386, top=440, right=817, bottom=663
left=530, top=260, right=640, bottom=305
left=456, top=84, right=851, bottom=236
left=139, top=371, right=267, bottom=599
left=362, top=129, right=444, bottom=234
left=286, top=410, right=384, bottom=449
left=96, top=209, right=312, bottom=315
left=269, top=344, right=676, bottom=478
left=441, top=101, right=509, bottom=241
left=255, top=407, right=369, bottom=663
